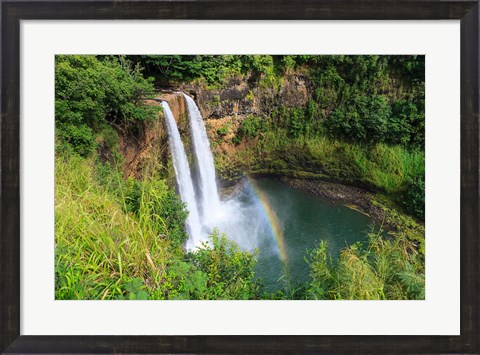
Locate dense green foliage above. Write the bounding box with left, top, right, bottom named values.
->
left=128, top=55, right=244, bottom=85
left=55, top=55, right=159, bottom=156
left=326, top=95, right=392, bottom=143
left=235, top=115, right=267, bottom=141
left=188, top=232, right=261, bottom=299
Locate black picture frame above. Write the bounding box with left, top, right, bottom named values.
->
left=1, top=1, right=478, bottom=353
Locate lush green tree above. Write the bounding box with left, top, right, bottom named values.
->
left=390, top=99, right=425, bottom=148
left=325, top=95, right=392, bottom=143
left=55, top=55, right=158, bottom=156
left=128, top=55, right=244, bottom=85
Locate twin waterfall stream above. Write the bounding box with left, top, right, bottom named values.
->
left=162, top=92, right=373, bottom=291
left=162, top=94, right=221, bottom=250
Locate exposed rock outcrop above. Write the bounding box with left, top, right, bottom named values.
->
left=180, top=73, right=311, bottom=120
left=118, top=92, right=189, bottom=179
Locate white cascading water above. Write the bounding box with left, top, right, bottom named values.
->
left=164, top=94, right=264, bottom=252
left=183, top=93, right=221, bottom=224
left=183, top=94, right=263, bottom=251
left=161, top=101, right=202, bottom=250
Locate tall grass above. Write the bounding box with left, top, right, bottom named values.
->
left=55, top=154, right=173, bottom=300
left=307, top=230, right=425, bottom=300
left=55, top=151, right=261, bottom=300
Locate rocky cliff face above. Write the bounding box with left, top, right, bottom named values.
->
left=181, top=73, right=310, bottom=120
left=119, top=92, right=188, bottom=179
left=119, top=73, right=313, bottom=179
left=179, top=73, right=312, bottom=165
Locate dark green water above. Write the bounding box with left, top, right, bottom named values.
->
left=244, top=178, right=373, bottom=292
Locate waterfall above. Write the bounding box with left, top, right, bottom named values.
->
left=161, top=101, right=202, bottom=250
left=183, top=93, right=220, bottom=224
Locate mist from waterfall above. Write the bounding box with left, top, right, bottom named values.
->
left=183, top=93, right=221, bottom=224
left=161, top=101, right=202, bottom=250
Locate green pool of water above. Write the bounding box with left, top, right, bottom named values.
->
left=242, top=178, right=374, bottom=292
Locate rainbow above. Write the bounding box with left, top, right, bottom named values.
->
left=245, top=176, right=289, bottom=265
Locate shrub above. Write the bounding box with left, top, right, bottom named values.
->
left=217, top=125, right=229, bottom=136
left=390, top=99, right=425, bottom=148
left=242, top=55, right=277, bottom=86
left=403, top=176, right=425, bottom=220
left=57, top=123, right=95, bottom=157
left=287, top=107, right=306, bottom=138
left=190, top=231, right=261, bottom=300
left=236, top=115, right=265, bottom=140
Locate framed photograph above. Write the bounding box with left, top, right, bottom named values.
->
left=1, top=0, right=478, bottom=353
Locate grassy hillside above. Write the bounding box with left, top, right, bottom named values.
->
left=55, top=151, right=262, bottom=300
